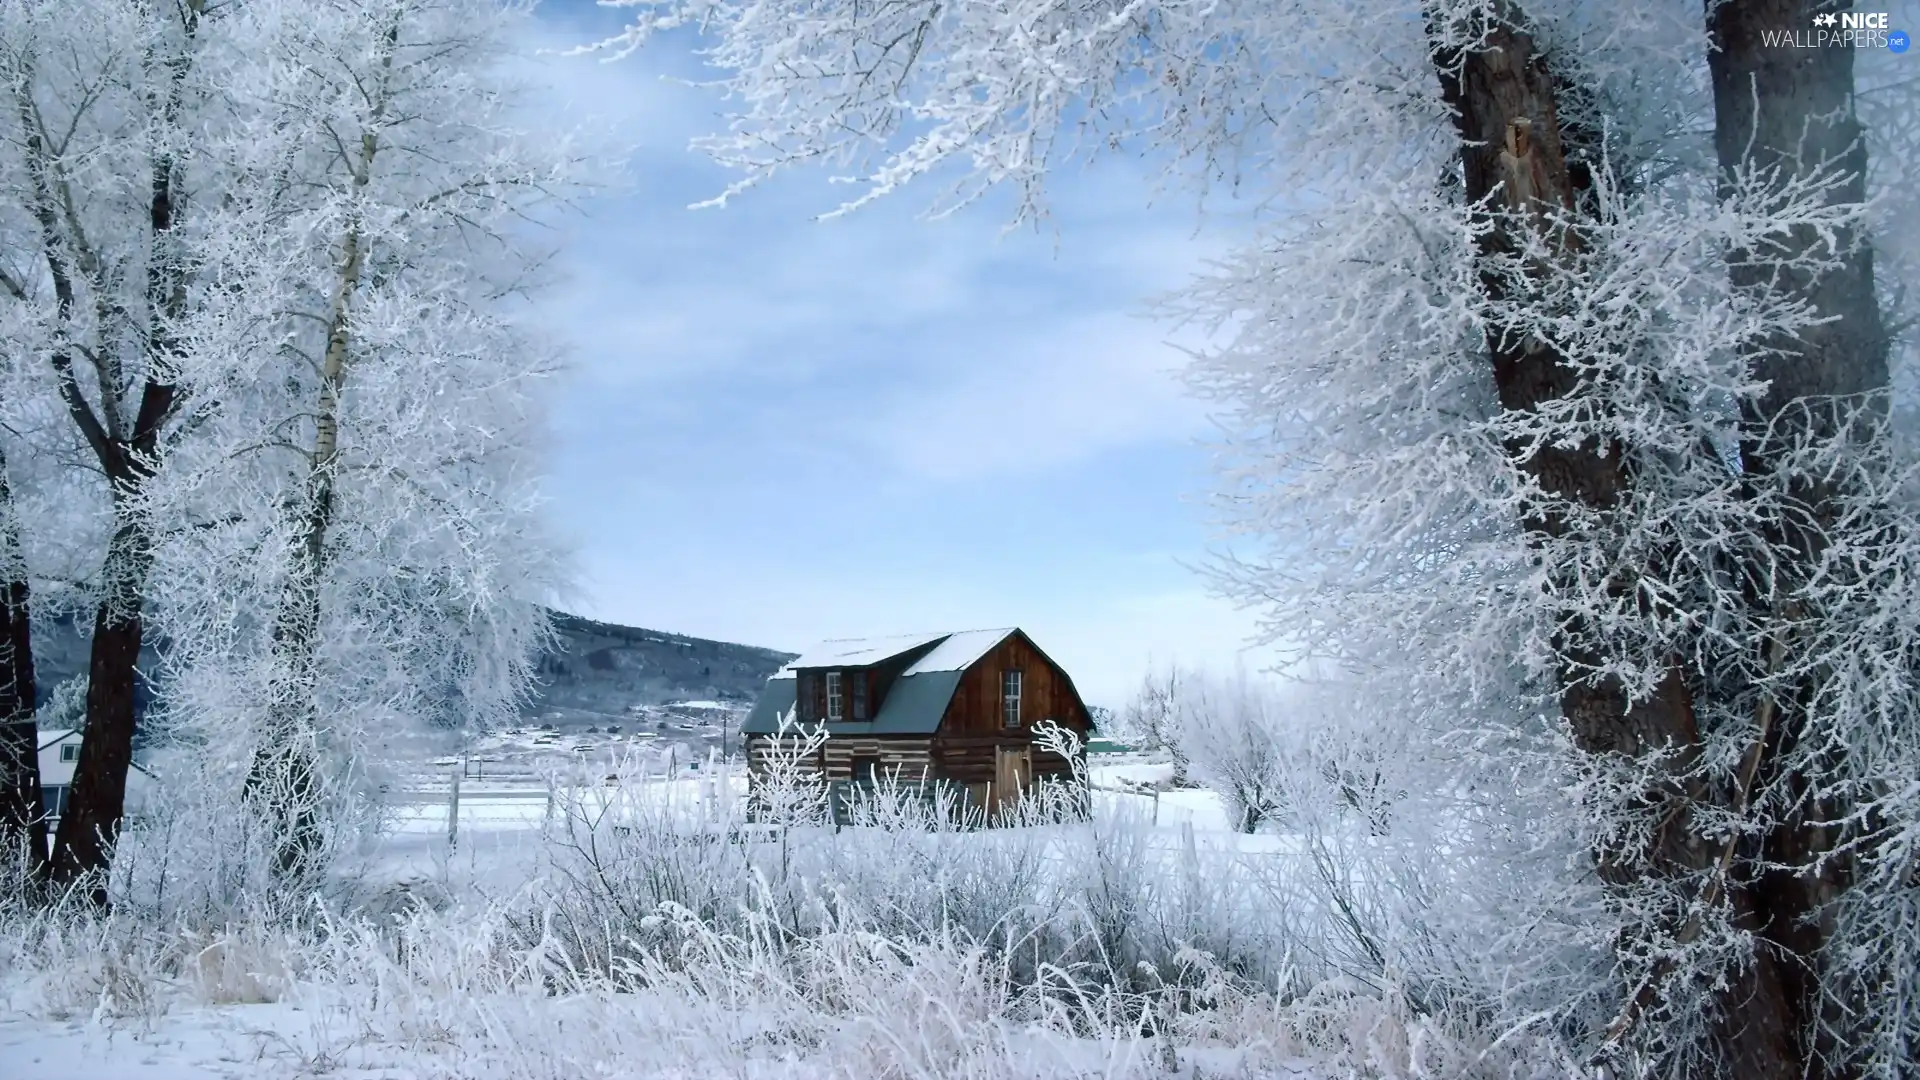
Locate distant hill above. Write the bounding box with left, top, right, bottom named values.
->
left=529, top=612, right=795, bottom=725
left=32, top=608, right=794, bottom=729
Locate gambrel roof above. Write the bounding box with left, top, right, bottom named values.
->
left=742, top=628, right=1020, bottom=737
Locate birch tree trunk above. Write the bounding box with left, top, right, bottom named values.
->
left=1428, top=3, right=1799, bottom=1074
left=243, top=19, right=395, bottom=882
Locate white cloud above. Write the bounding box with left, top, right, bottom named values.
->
left=858, top=313, right=1212, bottom=482
left=541, top=213, right=998, bottom=390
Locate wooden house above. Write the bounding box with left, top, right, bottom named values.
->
left=740, top=628, right=1093, bottom=817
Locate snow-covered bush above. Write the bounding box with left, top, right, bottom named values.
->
left=0, top=839, right=1591, bottom=1078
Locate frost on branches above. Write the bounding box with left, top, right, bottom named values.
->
left=147, top=0, right=584, bottom=891
left=1, top=0, right=581, bottom=901
left=599, top=0, right=1920, bottom=1073
left=0, top=0, right=236, bottom=894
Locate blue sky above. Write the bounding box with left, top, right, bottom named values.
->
left=523, top=4, right=1270, bottom=707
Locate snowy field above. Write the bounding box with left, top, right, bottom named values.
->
left=0, top=757, right=1495, bottom=1080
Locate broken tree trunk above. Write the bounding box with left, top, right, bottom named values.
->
left=1427, top=3, right=1801, bottom=1074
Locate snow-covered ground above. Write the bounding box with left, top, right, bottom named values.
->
left=1, top=758, right=1477, bottom=1079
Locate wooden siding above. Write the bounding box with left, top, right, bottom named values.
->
left=745, top=734, right=827, bottom=777
left=931, top=734, right=1078, bottom=785
left=746, top=734, right=933, bottom=784
left=821, top=737, right=934, bottom=783
left=936, top=632, right=1091, bottom=738
left=795, top=670, right=878, bottom=723
left=749, top=732, right=1076, bottom=789
left=928, top=634, right=1088, bottom=794
left=752, top=632, right=1091, bottom=822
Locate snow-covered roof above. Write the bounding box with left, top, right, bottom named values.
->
left=783, top=632, right=948, bottom=671
left=37, top=728, right=79, bottom=752
left=783, top=628, right=1019, bottom=674
left=743, top=627, right=1094, bottom=739
left=36, top=727, right=156, bottom=778
left=900, top=628, right=1016, bottom=675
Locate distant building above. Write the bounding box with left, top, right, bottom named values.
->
left=741, top=628, right=1092, bottom=819
left=37, top=728, right=156, bottom=834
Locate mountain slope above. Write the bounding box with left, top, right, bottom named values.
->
left=530, top=612, right=795, bottom=724
left=32, top=609, right=794, bottom=728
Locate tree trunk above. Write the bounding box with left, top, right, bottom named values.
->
left=1705, top=4, right=1892, bottom=1076
left=244, top=466, right=334, bottom=880
left=48, top=515, right=152, bottom=903
left=1710, top=1, right=1888, bottom=412
left=244, top=19, right=395, bottom=882
left=1428, top=3, right=1799, bottom=1074
left=31, top=6, right=199, bottom=899
left=0, top=446, right=44, bottom=884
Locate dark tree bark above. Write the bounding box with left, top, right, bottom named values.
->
left=1710, top=1, right=1889, bottom=412
left=14, top=6, right=202, bottom=901
left=1705, top=3, right=1892, bottom=1077
left=47, top=517, right=154, bottom=898
left=0, top=445, right=44, bottom=884
left=1427, top=3, right=1801, bottom=1075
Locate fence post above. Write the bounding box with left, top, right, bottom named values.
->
left=448, top=767, right=461, bottom=852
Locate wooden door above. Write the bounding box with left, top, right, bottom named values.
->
left=991, top=745, right=1032, bottom=819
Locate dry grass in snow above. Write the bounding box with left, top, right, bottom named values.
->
left=0, top=752, right=1587, bottom=1079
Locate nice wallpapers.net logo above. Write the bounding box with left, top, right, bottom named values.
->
left=1761, top=10, right=1910, bottom=51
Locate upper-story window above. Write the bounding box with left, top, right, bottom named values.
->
left=1001, top=670, right=1022, bottom=728
left=60, top=743, right=80, bottom=763
left=826, top=671, right=843, bottom=720
left=851, top=673, right=868, bottom=720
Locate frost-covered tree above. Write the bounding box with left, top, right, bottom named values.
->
left=1149, top=666, right=1290, bottom=833
left=0, top=0, right=269, bottom=892
left=0, top=225, right=42, bottom=879
left=1113, top=664, right=1191, bottom=786
left=2, top=0, right=582, bottom=895
left=0, top=412, right=38, bottom=880
left=138, top=0, right=582, bottom=884
left=596, top=0, right=1918, bottom=1074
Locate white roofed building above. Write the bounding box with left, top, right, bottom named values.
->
left=37, top=728, right=156, bottom=836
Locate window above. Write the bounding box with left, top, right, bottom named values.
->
left=1002, top=670, right=1022, bottom=728
left=851, top=673, right=868, bottom=720
left=59, top=744, right=79, bottom=763
left=826, top=671, right=843, bottom=720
